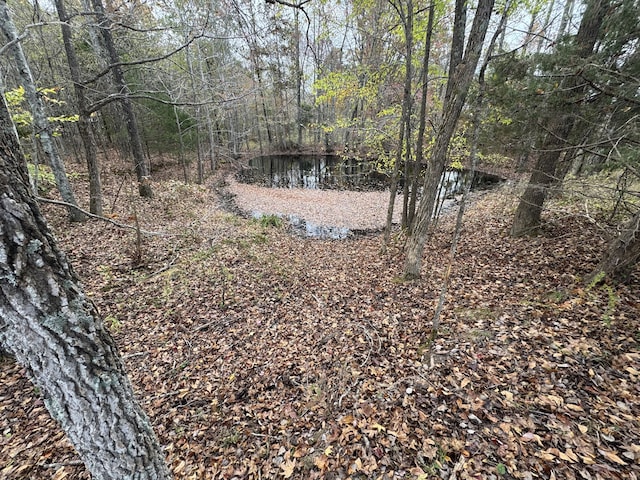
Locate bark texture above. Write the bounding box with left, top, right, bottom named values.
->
left=403, top=0, right=495, bottom=279
left=0, top=95, right=170, bottom=479
left=408, top=2, right=435, bottom=228
left=510, top=117, right=574, bottom=236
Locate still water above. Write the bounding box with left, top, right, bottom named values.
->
left=237, top=154, right=387, bottom=190
left=237, top=154, right=502, bottom=238
left=238, top=154, right=502, bottom=196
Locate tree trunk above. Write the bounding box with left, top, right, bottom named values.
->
left=184, top=44, right=204, bottom=184
left=588, top=209, right=640, bottom=282
left=0, top=94, right=171, bottom=480
left=0, top=0, right=84, bottom=222
left=556, top=0, right=576, bottom=42
left=443, top=0, right=467, bottom=108
left=196, top=42, right=218, bottom=171
left=55, top=0, right=103, bottom=216
left=536, top=0, right=555, bottom=53
left=511, top=117, right=574, bottom=236
left=409, top=2, right=435, bottom=229
left=403, top=0, right=495, bottom=279
left=295, top=10, right=303, bottom=146
left=90, top=0, right=153, bottom=198
left=510, top=0, right=609, bottom=236
left=384, top=0, right=413, bottom=243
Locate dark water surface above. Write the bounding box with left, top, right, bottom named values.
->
left=237, top=154, right=503, bottom=238
left=238, top=153, right=503, bottom=196
left=238, top=154, right=388, bottom=190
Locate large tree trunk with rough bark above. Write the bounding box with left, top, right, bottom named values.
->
left=0, top=95, right=170, bottom=479
left=443, top=0, right=467, bottom=107
left=403, top=0, right=495, bottom=279
left=0, top=0, right=84, bottom=222
left=510, top=117, right=574, bottom=236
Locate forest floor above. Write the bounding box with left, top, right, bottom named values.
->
left=1, top=160, right=639, bottom=480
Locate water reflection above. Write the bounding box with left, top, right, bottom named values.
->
left=238, top=154, right=503, bottom=238
left=288, top=216, right=351, bottom=239
left=239, top=154, right=502, bottom=196
left=238, top=154, right=387, bottom=190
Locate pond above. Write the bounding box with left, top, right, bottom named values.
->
left=237, top=153, right=503, bottom=197
left=234, top=154, right=503, bottom=239
left=237, top=154, right=388, bottom=190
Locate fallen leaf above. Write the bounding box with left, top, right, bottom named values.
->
left=314, top=454, right=329, bottom=470
left=280, top=458, right=296, bottom=478
left=599, top=449, right=628, bottom=465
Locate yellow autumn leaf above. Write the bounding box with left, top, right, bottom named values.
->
left=558, top=451, right=573, bottom=462
left=578, top=424, right=589, bottom=434
left=371, top=422, right=386, bottom=433
left=564, top=449, right=579, bottom=462
left=581, top=454, right=596, bottom=464
left=565, top=403, right=583, bottom=412
left=546, top=395, right=564, bottom=407
left=324, top=445, right=333, bottom=456
left=52, top=467, right=68, bottom=480
left=174, top=460, right=186, bottom=474
left=537, top=449, right=556, bottom=461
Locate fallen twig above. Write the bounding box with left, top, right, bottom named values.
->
left=36, top=197, right=169, bottom=236
left=121, top=351, right=150, bottom=360
left=39, top=460, right=84, bottom=469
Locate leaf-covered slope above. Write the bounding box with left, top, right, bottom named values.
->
left=1, top=175, right=638, bottom=480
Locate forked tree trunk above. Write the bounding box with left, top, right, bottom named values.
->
left=403, top=0, right=495, bottom=279
left=0, top=0, right=84, bottom=222
left=0, top=94, right=171, bottom=480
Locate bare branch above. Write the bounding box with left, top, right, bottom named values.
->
left=0, top=21, right=66, bottom=56
left=86, top=88, right=255, bottom=113
left=82, top=34, right=201, bottom=85
left=265, top=0, right=312, bottom=9
left=37, top=197, right=169, bottom=236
